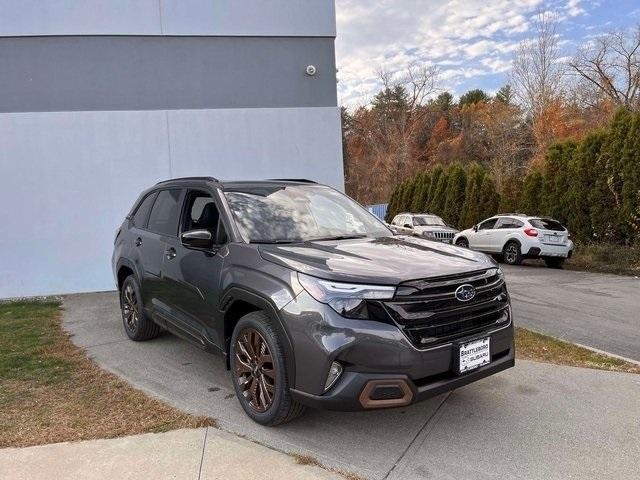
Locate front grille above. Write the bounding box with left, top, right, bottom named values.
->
left=430, top=231, right=455, bottom=241
left=383, top=269, right=509, bottom=348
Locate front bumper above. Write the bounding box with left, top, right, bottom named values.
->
left=291, top=349, right=514, bottom=411
left=280, top=292, right=515, bottom=411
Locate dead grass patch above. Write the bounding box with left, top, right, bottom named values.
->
left=0, top=300, right=215, bottom=448
left=566, top=243, right=640, bottom=276
left=516, top=327, right=640, bottom=374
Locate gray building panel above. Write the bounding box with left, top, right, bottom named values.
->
left=0, top=36, right=337, bottom=113
left=0, top=0, right=336, bottom=37
left=160, top=0, right=336, bottom=37
left=0, top=0, right=162, bottom=36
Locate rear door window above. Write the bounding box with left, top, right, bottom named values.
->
left=147, top=189, right=183, bottom=236
left=530, top=218, right=565, bottom=231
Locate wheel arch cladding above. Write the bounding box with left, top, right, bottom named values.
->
left=117, top=264, right=134, bottom=289
left=221, top=287, right=296, bottom=386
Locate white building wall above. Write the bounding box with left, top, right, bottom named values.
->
left=0, top=1, right=342, bottom=298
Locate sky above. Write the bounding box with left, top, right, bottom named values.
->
left=335, top=0, right=640, bottom=107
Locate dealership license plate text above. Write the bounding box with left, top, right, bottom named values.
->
left=459, top=337, right=490, bottom=373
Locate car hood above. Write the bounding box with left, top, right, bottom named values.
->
left=258, top=235, right=494, bottom=285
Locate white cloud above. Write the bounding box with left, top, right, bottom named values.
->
left=335, top=0, right=589, bottom=106
left=565, top=0, right=585, bottom=17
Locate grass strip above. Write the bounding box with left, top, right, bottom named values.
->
left=0, top=300, right=215, bottom=448
left=516, top=327, right=639, bottom=374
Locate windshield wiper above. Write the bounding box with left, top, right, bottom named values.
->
left=249, top=239, right=301, bottom=244
left=305, top=234, right=368, bottom=242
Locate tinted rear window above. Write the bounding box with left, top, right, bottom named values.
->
left=147, top=189, right=183, bottom=236
left=131, top=192, right=157, bottom=228
left=530, top=218, right=565, bottom=231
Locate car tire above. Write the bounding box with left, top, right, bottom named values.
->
left=502, top=241, right=522, bottom=265
left=120, top=275, right=161, bottom=341
left=544, top=257, right=565, bottom=269
left=230, top=311, right=305, bottom=426
left=455, top=238, right=469, bottom=248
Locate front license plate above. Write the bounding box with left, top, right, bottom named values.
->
left=458, top=337, right=490, bottom=374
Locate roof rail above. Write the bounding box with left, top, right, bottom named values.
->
left=499, top=212, right=528, bottom=216
left=268, top=178, right=317, bottom=183
left=155, top=176, right=219, bottom=185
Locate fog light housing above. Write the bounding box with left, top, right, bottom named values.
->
left=324, top=361, right=343, bottom=392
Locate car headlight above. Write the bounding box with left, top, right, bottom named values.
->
left=297, top=273, right=395, bottom=319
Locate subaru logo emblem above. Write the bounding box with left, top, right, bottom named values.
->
left=455, top=284, right=476, bottom=302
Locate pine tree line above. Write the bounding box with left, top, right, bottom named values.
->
left=385, top=109, right=640, bottom=245
left=385, top=162, right=499, bottom=229
left=520, top=109, right=640, bottom=245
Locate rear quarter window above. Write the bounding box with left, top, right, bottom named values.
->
left=131, top=192, right=157, bottom=228
left=529, top=218, right=565, bottom=231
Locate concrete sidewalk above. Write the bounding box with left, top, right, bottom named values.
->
left=0, top=427, right=342, bottom=480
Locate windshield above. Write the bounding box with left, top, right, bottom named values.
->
left=413, top=215, right=446, bottom=227
left=223, top=185, right=392, bottom=243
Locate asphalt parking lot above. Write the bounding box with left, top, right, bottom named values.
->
left=62, top=266, right=640, bottom=480
left=503, top=263, right=640, bottom=361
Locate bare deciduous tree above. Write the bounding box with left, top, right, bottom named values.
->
left=510, top=10, right=565, bottom=117
left=569, top=24, right=640, bottom=111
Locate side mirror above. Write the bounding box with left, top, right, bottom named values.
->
left=404, top=224, right=412, bottom=229
left=473, top=225, right=478, bottom=232
left=181, top=229, right=212, bottom=249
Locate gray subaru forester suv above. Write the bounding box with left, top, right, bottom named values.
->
left=112, top=177, right=514, bottom=425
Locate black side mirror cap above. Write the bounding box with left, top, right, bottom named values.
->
left=181, top=229, right=213, bottom=249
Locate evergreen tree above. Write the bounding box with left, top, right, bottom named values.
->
left=410, top=171, right=426, bottom=212
left=442, top=164, right=468, bottom=227
left=541, top=141, right=576, bottom=224
left=590, top=109, right=633, bottom=243
left=434, top=92, right=454, bottom=111
left=429, top=168, right=450, bottom=217
left=385, top=184, right=401, bottom=222
left=619, top=112, right=640, bottom=244
left=371, top=85, right=410, bottom=124
left=424, top=166, right=443, bottom=211
left=400, top=181, right=414, bottom=212
left=478, top=175, right=500, bottom=220
left=459, top=89, right=490, bottom=107
left=519, top=170, right=544, bottom=215
left=460, top=163, right=485, bottom=228
left=566, top=132, right=605, bottom=242
left=412, top=171, right=432, bottom=213
left=494, top=85, right=514, bottom=105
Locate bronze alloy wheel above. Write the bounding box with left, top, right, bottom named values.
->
left=122, top=283, right=139, bottom=331
left=234, top=328, right=276, bottom=412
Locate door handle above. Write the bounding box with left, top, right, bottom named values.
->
left=165, top=247, right=177, bottom=260
left=135, top=237, right=143, bottom=247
